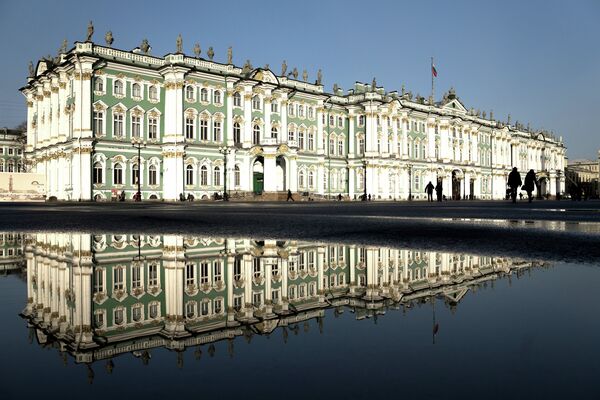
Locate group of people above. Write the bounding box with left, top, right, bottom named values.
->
left=508, top=167, right=538, bottom=203
left=424, top=181, right=444, bottom=202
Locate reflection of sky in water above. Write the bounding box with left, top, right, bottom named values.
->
left=1, top=232, right=599, bottom=399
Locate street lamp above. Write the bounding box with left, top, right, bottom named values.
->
left=362, top=159, right=368, bottom=201
left=131, top=138, right=146, bottom=202
left=219, top=146, right=231, bottom=201
left=408, top=164, right=413, bottom=201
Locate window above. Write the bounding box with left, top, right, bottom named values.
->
left=113, top=163, right=123, bottom=185
left=308, top=107, right=314, bottom=119
left=329, top=115, right=334, bottom=126
left=298, top=105, right=304, bottom=118
left=288, top=128, right=295, bottom=142
left=132, top=264, right=142, bottom=289
left=186, top=85, right=194, bottom=101
left=200, top=166, right=208, bottom=185
left=213, top=261, right=222, bottom=283
left=94, top=77, right=104, bottom=92
left=252, top=95, right=261, bottom=110
left=132, top=115, right=141, bottom=138
left=114, top=308, right=124, bottom=325
left=329, top=137, right=335, bottom=155
left=148, top=117, right=158, bottom=140
left=271, top=101, right=278, bottom=113
left=308, top=170, right=314, bottom=189
left=213, top=166, right=221, bottom=186
left=233, top=92, right=241, bottom=107
left=113, top=80, right=123, bottom=96
left=298, top=170, right=305, bottom=188
left=200, top=88, right=208, bottom=102
left=288, top=103, right=294, bottom=116
left=233, top=122, right=241, bottom=144
left=186, top=165, right=194, bottom=185
left=132, top=305, right=142, bottom=322
left=113, top=267, right=124, bottom=290
left=149, top=85, right=158, bottom=101
left=185, top=117, right=194, bottom=139
left=186, top=302, right=196, bottom=318
left=94, top=312, right=104, bottom=328
left=93, top=162, right=103, bottom=184
left=298, top=131, right=305, bottom=149
left=213, top=90, right=221, bottom=104
left=253, top=125, right=260, bottom=145
left=338, top=139, right=344, bottom=155
left=358, top=115, right=365, bottom=126
left=338, top=116, right=343, bottom=127
left=234, top=165, right=240, bottom=186
left=94, top=269, right=104, bottom=293
left=213, top=120, right=222, bottom=142
left=308, top=132, right=314, bottom=151
left=271, top=126, right=278, bottom=140
left=200, top=262, right=209, bottom=284
left=149, top=302, right=158, bottom=318
left=93, top=110, right=104, bottom=135
left=113, top=113, right=123, bottom=138
left=214, top=298, right=223, bottom=314
left=358, top=137, right=365, bottom=154
left=132, top=163, right=139, bottom=185
left=148, top=165, right=157, bottom=186
left=234, top=258, right=242, bottom=281
left=186, top=263, right=195, bottom=286
left=132, top=83, right=141, bottom=98
left=200, top=119, right=208, bottom=140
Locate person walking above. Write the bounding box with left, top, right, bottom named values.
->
left=435, top=180, right=443, bottom=202
left=523, top=169, right=537, bottom=203
left=507, top=167, right=522, bottom=204
left=286, top=189, right=294, bottom=201
left=425, top=181, right=435, bottom=202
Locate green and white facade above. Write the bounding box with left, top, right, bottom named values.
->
left=21, top=41, right=566, bottom=201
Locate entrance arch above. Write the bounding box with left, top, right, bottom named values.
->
left=451, top=170, right=462, bottom=200
left=275, top=155, right=287, bottom=191
left=252, top=157, right=264, bottom=194
left=537, top=177, right=548, bottom=199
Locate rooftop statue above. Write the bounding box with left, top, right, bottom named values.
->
left=193, top=42, right=201, bottom=58
left=482, top=111, right=487, bottom=119
left=242, top=59, right=252, bottom=75
left=28, top=61, right=34, bottom=78
left=227, top=46, right=232, bottom=64
left=333, top=83, right=339, bottom=93
left=86, top=21, right=94, bottom=42
left=507, top=113, right=511, bottom=124
left=401, top=84, right=405, bottom=95
left=59, top=39, right=68, bottom=54
left=281, top=60, right=287, bottom=76
left=207, top=47, right=214, bottom=61
left=104, top=31, right=114, bottom=47
left=302, top=69, right=308, bottom=82
left=140, top=39, right=150, bottom=54
left=264, top=63, right=270, bottom=70
left=316, top=69, right=322, bottom=85
left=292, top=67, right=298, bottom=79
left=490, top=110, right=494, bottom=120
left=176, top=34, right=183, bottom=54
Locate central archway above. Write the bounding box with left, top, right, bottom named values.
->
left=451, top=170, right=462, bottom=200
left=253, top=157, right=264, bottom=194
left=275, top=156, right=287, bottom=191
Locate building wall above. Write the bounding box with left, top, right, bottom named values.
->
left=22, top=42, right=567, bottom=201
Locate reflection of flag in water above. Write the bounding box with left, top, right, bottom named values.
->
left=433, top=323, right=439, bottom=335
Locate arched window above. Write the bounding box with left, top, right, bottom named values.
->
left=185, top=116, right=194, bottom=139
left=132, top=83, right=141, bottom=98
left=213, top=90, right=221, bottom=104
left=132, top=114, right=141, bottom=138
left=113, top=163, right=123, bottom=185
left=148, top=164, right=157, bottom=185
left=113, top=80, right=123, bottom=96
left=298, top=130, right=305, bottom=149
left=358, top=137, right=365, bottom=154
left=252, top=95, right=261, bottom=110
left=132, top=163, right=139, bottom=185
left=298, top=170, right=305, bottom=188
left=199, top=119, right=208, bottom=140
left=233, top=92, right=241, bottom=107
left=200, top=88, right=208, bottom=102
left=271, top=126, right=278, bottom=140
left=213, top=120, right=222, bottom=142
left=186, top=165, right=194, bottom=186
left=308, top=132, right=314, bottom=151
left=213, top=166, right=221, bottom=186
left=338, top=139, right=344, bottom=155
left=329, top=137, right=335, bottom=155
left=288, top=128, right=295, bottom=142
left=200, top=166, right=208, bottom=186
left=93, top=110, right=104, bottom=136
left=186, top=85, right=194, bottom=101
left=93, top=162, right=103, bottom=184
left=94, top=77, right=104, bottom=92
left=7, top=161, right=13, bottom=173
left=233, top=122, right=241, bottom=144
left=113, top=112, right=124, bottom=138
left=253, top=125, right=260, bottom=145
left=234, top=165, right=240, bottom=186
left=308, top=170, right=314, bottom=189
left=149, top=86, right=158, bottom=101
left=358, top=115, right=365, bottom=126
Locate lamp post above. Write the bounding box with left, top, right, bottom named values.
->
left=131, top=138, right=146, bottom=202
left=219, top=146, right=231, bottom=201
left=362, top=159, right=368, bottom=201
left=408, top=164, right=413, bottom=201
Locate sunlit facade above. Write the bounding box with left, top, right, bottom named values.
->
left=22, top=41, right=566, bottom=201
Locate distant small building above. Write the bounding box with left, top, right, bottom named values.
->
left=0, top=128, right=25, bottom=173
left=565, top=157, right=599, bottom=199
left=0, top=128, right=45, bottom=201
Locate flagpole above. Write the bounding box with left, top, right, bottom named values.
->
left=431, top=56, right=434, bottom=103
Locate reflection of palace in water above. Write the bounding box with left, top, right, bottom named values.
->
left=21, top=233, right=547, bottom=364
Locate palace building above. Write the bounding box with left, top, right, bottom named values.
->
left=21, top=232, right=546, bottom=364
left=21, top=39, right=566, bottom=201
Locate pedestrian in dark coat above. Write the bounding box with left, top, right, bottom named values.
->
left=286, top=189, right=294, bottom=201
left=425, top=181, right=435, bottom=202
left=507, top=167, right=522, bottom=204
left=523, top=169, right=537, bottom=203
left=435, top=181, right=443, bottom=202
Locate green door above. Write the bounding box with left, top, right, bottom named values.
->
left=253, top=172, right=264, bottom=194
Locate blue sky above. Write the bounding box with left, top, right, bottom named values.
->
left=1, top=0, right=598, bottom=160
